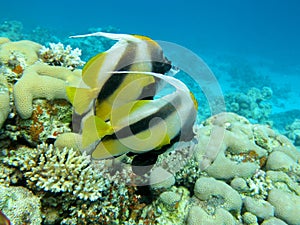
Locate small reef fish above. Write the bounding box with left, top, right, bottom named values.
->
left=66, top=32, right=197, bottom=175
left=67, top=32, right=172, bottom=122
left=82, top=71, right=198, bottom=175
left=0, top=211, right=11, bottom=225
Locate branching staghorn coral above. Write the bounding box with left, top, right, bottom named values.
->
left=1, top=143, right=154, bottom=224
left=39, top=42, right=85, bottom=70
left=3, top=143, right=109, bottom=201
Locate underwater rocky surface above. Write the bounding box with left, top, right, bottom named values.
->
left=0, top=21, right=299, bottom=225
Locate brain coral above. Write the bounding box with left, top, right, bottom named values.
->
left=150, top=112, right=300, bottom=225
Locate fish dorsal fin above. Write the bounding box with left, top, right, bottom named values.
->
left=82, top=115, right=114, bottom=148
left=66, top=86, right=98, bottom=115
left=82, top=52, right=106, bottom=88
left=70, top=32, right=141, bottom=43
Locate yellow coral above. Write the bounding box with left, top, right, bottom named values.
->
left=0, top=39, right=42, bottom=65
left=14, top=62, right=81, bottom=119
left=0, top=37, right=10, bottom=45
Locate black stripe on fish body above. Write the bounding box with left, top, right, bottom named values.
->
left=151, top=60, right=172, bottom=74
left=131, top=152, right=158, bottom=175
left=130, top=133, right=181, bottom=176
left=96, top=65, right=130, bottom=106
left=96, top=42, right=137, bottom=105
left=148, top=43, right=172, bottom=74
left=137, top=60, right=172, bottom=100
left=114, top=101, right=177, bottom=139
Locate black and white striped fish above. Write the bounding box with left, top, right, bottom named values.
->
left=81, top=71, right=198, bottom=175
left=66, top=32, right=172, bottom=123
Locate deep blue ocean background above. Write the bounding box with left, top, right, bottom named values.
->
left=1, top=0, right=300, bottom=131
left=2, top=0, right=300, bottom=64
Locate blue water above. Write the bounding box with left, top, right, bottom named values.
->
left=2, top=0, right=300, bottom=64
left=1, top=0, right=300, bottom=129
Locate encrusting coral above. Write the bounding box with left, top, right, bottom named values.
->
left=14, top=62, right=81, bottom=119
left=145, top=112, right=300, bottom=224
left=0, top=38, right=42, bottom=65
left=0, top=185, right=42, bottom=225
left=0, top=73, right=9, bottom=128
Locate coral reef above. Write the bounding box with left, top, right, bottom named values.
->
left=0, top=185, right=42, bottom=225
left=0, top=38, right=42, bottom=66
left=3, top=144, right=111, bottom=201
left=39, top=42, right=85, bottom=70
left=16, top=99, right=72, bottom=144
left=225, top=87, right=273, bottom=123
left=0, top=27, right=299, bottom=224
left=146, top=112, right=300, bottom=225
left=14, top=62, right=81, bottom=119
left=194, top=176, right=242, bottom=213
left=0, top=74, right=9, bottom=128
left=0, top=38, right=83, bottom=151
left=0, top=143, right=155, bottom=224
left=285, top=118, right=300, bottom=146
left=0, top=21, right=24, bottom=41
left=268, top=189, right=300, bottom=225
left=52, top=112, right=300, bottom=224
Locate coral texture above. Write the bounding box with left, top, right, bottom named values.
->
left=225, top=87, right=273, bottom=123
left=286, top=119, right=300, bottom=146
left=14, top=62, right=81, bottom=119
left=3, top=144, right=110, bottom=201
left=0, top=38, right=42, bottom=65
left=150, top=112, right=300, bottom=224
left=39, top=42, right=85, bottom=70
left=0, top=185, right=42, bottom=225
left=0, top=74, right=9, bottom=128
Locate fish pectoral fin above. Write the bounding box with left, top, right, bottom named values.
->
left=82, top=115, right=114, bottom=148
left=70, top=32, right=134, bottom=41
left=66, top=86, right=98, bottom=115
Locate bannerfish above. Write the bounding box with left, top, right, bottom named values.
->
left=0, top=211, right=11, bottom=225
left=82, top=71, right=198, bottom=175
left=67, top=32, right=172, bottom=123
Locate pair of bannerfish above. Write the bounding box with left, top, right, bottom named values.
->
left=67, top=32, right=198, bottom=175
